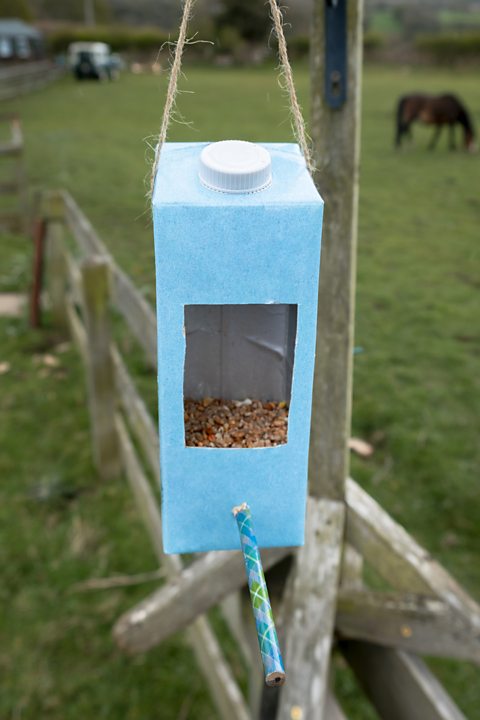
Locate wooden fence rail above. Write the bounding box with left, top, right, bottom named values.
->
left=0, top=61, right=63, bottom=101
left=42, top=190, right=250, bottom=720
left=38, top=190, right=480, bottom=720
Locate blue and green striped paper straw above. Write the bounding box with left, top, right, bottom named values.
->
left=232, top=502, right=286, bottom=687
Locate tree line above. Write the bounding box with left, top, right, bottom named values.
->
left=0, top=0, right=312, bottom=40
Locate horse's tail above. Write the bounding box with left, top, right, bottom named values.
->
left=395, top=96, right=409, bottom=148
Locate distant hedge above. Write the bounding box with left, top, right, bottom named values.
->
left=278, top=31, right=384, bottom=58
left=48, top=25, right=386, bottom=59
left=286, top=35, right=310, bottom=58
left=364, top=31, right=384, bottom=52
left=48, top=26, right=171, bottom=54
left=416, top=32, right=480, bottom=62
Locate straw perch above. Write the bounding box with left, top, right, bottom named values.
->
left=232, top=502, right=286, bottom=687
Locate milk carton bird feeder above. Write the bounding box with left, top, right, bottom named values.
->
left=153, top=139, right=323, bottom=685
left=153, top=140, right=324, bottom=555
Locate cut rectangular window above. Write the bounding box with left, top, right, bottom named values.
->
left=183, top=304, right=297, bottom=448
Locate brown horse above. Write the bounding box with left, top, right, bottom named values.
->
left=395, top=93, right=476, bottom=152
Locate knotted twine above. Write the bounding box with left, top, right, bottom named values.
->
left=150, top=0, right=314, bottom=196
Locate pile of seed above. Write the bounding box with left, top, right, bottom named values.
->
left=184, top=397, right=289, bottom=448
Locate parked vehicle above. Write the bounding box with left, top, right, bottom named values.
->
left=68, top=42, right=119, bottom=81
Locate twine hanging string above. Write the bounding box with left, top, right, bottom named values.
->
left=150, top=0, right=196, bottom=196
left=267, top=0, right=314, bottom=174
left=150, top=0, right=313, bottom=195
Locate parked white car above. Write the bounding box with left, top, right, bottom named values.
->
left=68, top=42, right=118, bottom=81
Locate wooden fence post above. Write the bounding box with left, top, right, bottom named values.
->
left=44, top=192, right=68, bottom=330
left=0, top=114, right=28, bottom=233
left=309, top=0, right=364, bottom=502
left=81, top=255, right=120, bottom=480
left=277, top=1, right=364, bottom=718
left=12, top=116, right=29, bottom=235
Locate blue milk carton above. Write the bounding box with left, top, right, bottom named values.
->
left=152, top=141, right=323, bottom=554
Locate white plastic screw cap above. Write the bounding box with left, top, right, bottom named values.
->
left=199, top=140, right=272, bottom=193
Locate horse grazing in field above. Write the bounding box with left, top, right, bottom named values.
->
left=395, top=93, right=476, bottom=152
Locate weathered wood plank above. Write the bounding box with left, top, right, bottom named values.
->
left=62, top=190, right=104, bottom=256
left=111, top=268, right=157, bottom=367
left=65, top=299, right=87, bottom=364
left=337, top=590, right=480, bottom=664
left=340, top=544, right=363, bottom=591
left=256, top=682, right=349, bottom=720
left=115, top=413, right=163, bottom=561
left=62, top=247, right=83, bottom=308
left=62, top=190, right=157, bottom=365
left=41, top=190, right=64, bottom=222
left=276, top=498, right=345, bottom=720
left=0, top=126, right=27, bottom=255
left=346, top=478, right=480, bottom=629
left=114, top=543, right=291, bottom=654
left=342, top=642, right=467, bottom=720
left=220, top=591, right=253, bottom=666
left=186, top=617, right=251, bottom=720
left=81, top=257, right=120, bottom=479
left=287, top=1, right=365, bottom=709
left=111, top=344, right=159, bottom=481
left=45, top=219, right=68, bottom=330
left=325, top=692, right=349, bottom=720
left=309, top=0, right=364, bottom=501
left=256, top=587, right=350, bottom=720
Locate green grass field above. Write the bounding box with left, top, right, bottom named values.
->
left=1, top=65, right=479, bottom=719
